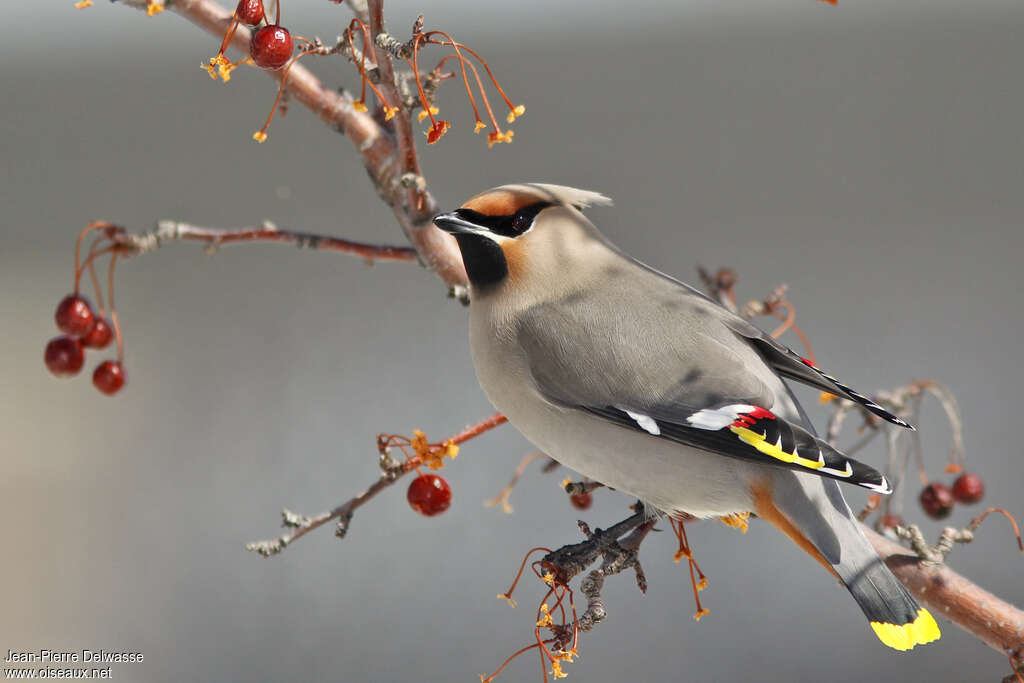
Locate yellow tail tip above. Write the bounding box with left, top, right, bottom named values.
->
left=870, top=608, right=941, bottom=651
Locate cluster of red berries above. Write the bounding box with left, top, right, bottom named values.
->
left=45, top=295, right=125, bottom=395
left=216, top=0, right=294, bottom=71
left=202, top=0, right=304, bottom=142
left=919, top=472, right=985, bottom=520
left=46, top=221, right=129, bottom=396
left=204, top=2, right=525, bottom=146
left=407, top=473, right=452, bottom=517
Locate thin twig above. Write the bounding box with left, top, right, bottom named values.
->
left=865, top=526, right=1024, bottom=659
left=116, top=0, right=468, bottom=292
left=247, top=413, right=506, bottom=556
left=114, top=220, right=418, bottom=263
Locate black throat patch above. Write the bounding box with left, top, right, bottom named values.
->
left=453, top=233, right=508, bottom=288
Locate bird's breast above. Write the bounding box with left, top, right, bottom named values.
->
left=466, top=302, right=756, bottom=518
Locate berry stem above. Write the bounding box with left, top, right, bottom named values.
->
left=481, top=640, right=551, bottom=683
left=217, top=15, right=241, bottom=57
left=499, top=547, right=554, bottom=606
left=407, top=35, right=437, bottom=126
left=439, top=40, right=517, bottom=112
left=969, top=508, right=1024, bottom=552
left=424, top=32, right=480, bottom=127
left=485, top=451, right=550, bottom=512
left=73, top=221, right=112, bottom=296
left=107, top=252, right=124, bottom=364
left=85, top=236, right=108, bottom=316
left=346, top=21, right=392, bottom=111
left=254, top=47, right=316, bottom=141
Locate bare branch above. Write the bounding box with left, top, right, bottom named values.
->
left=539, top=509, right=649, bottom=588
left=247, top=413, right=507, bottom=556
left=115, top=219, right=418, bottom=263
left=117, top=0, right=468, bottom=292
left=364, top=1, right=468, bottom=293
left=865, top=525, right=1024, bottom=661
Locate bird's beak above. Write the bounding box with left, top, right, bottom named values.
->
left=433, top=211, right=483, bottom=234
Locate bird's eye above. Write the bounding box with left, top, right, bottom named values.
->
left=511, top=202, right=549, bottom=234
left=511, top=210, right=533, bottom=234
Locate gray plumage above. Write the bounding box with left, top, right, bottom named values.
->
left=434, top=183, right=939, bottom=649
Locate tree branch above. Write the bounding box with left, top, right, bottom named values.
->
left=117, top=0, right=468, bottom=292
left=865, top=525, right=1024, bottom=662
left=113, top=219, right=418, bottom=263
left=105, top=4, right=1024, bottom=676
left=247, top=413, right=507, bottom=556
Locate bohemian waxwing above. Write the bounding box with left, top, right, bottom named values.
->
left=433, top=183, right=940, bottom=651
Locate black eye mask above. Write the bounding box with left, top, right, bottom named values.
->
left=452, top=202, right=552, bottom=238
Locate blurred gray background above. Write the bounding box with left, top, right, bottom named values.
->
left=3, top=1, right=1022, bottom=681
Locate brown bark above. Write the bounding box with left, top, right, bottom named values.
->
left=865, top=526, right=1024, bottom=662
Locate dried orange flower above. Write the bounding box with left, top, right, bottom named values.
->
left=201, top=55, right=231, bottom=80
left=506, top=104, right=525, bottom=123
left=74, top=0, right=93, bottom=8
left=473, top=120, right=487, bottom=133
left=487, top=129, right=514, bottom=148
left=252, top=131, right=268, bottom=143
left=443, top=440, right=459, bottom=459
left=146, top=1, right=164, bottom=16
left=535, top=603, right=553, bottom=628
left=496, top=593, right=517, bottom=608
left=426, top=120, right=451, bottom=145
left=407, top=429, right=459, bottom=468
left=218, top=58, right=247, bottom=83
left=417, top=106, right=440, bottom=122
left=719, top=512, right=750, bottom=533
left=384, top=106, right=400, bottom=121
left=352, top=101, right=369, bottom=112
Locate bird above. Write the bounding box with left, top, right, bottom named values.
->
left=433, top=183, right=940, bottom=651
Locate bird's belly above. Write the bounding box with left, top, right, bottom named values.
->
left=497, top=395, right=754, bottom=519
left=468, top=307, right=756, bottom=518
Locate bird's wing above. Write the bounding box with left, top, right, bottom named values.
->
left=516, top=295, right=891, bottom=493
left=612, top=256, right=913, bottom=430
left=722, top=315, right=914, bottom=429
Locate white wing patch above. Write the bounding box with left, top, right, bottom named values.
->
left=860, top=477, right=894, bottom=495
left=624, top=410, right=661, bottom=436
left=685, top=404, right=757, bottom=431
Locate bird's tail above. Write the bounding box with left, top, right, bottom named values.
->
left=754, top=473, right=941, bottom=651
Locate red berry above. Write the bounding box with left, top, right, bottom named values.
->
left=406, top=474, right=452, bottom=517
left=919, top=483, right=954, bottom=520
left=55, top=295, right=95, bottom=337
left=45, top=336, right=85, bottom=377
left=250, top=25, right=293, bottom=70
left=235, top=0, right=264, bottom=26
left=81, top=317, right=113, bottom=349
left=92, top=361, right=126, bottom=396
left=570, top=492, right=593, bottom=510
left=952, top=472, right=985, bottom=504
